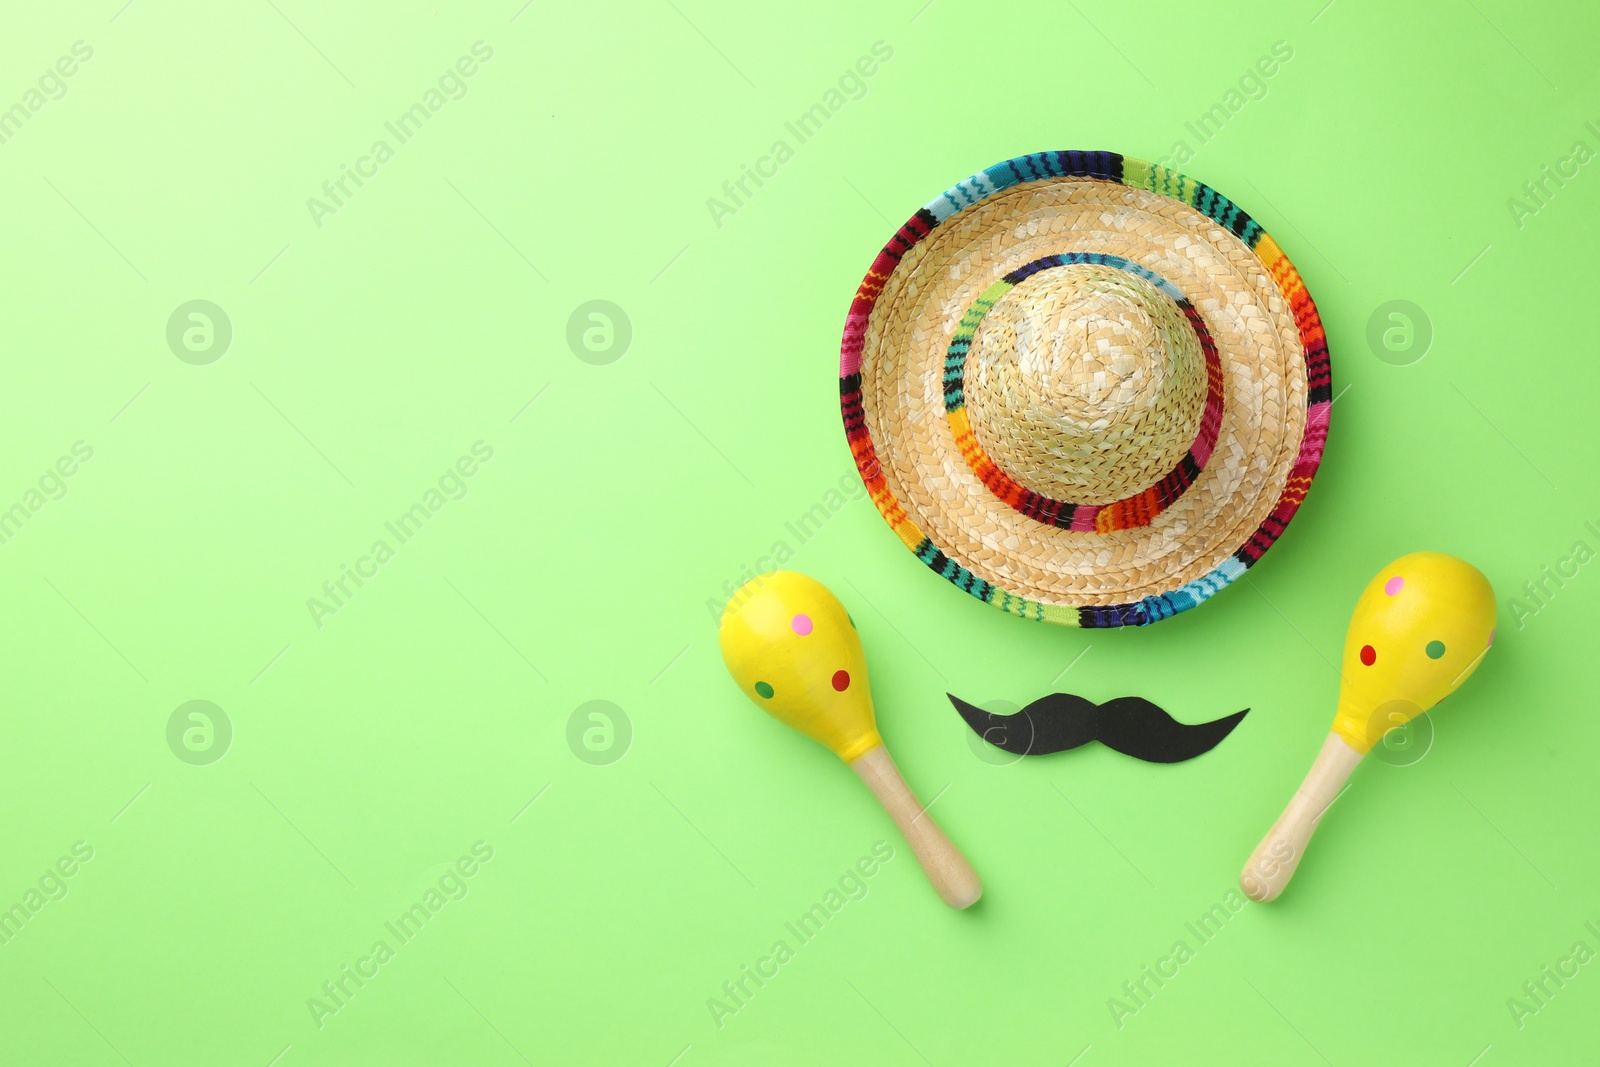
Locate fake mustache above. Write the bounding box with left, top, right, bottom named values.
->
left=948, top=693, right=1248, bottom=764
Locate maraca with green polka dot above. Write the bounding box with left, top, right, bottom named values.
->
left=719, top=571, right=982, bottom=909
left=1242, top=551, right=1497, bottom=902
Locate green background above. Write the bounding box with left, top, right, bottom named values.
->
left=1, top=0, right=1596, bottom=1063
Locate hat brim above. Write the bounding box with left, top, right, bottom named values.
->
left=839, top=152, right=1330, bottom=627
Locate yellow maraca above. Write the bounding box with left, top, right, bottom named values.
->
left=719, top=571, right=982, bottom=909
left=1241, top=551, right=1497, bottom=902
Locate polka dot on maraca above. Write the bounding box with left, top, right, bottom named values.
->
left=1360, top=644, right=1377, bottom=666
left=1384, top=576, right=1404, bottom=596
left=754, top=681, right=774, bottom=698
left=1425, top=640, right=1446, bottom=659
left=791, top=614, right=813, bottom=636
left=831, top=670, right=850, bottom=692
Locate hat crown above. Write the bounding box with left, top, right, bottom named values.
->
left=965, top=263, right=1208, bottom=506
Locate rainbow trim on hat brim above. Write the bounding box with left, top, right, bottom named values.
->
left=838, top=151, right=1331, bottom=628
left=944, top=253, right=1225, bottom=533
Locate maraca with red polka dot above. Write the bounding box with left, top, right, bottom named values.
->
left=720, top=571, right=983, bottom=909
left=1242, top=552, right=1497, bottom=902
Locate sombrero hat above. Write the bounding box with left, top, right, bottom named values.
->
left=840, top=152, right=1330, bottom=627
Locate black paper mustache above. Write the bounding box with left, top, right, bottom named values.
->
left=949, top=693, right=1248, bottom=764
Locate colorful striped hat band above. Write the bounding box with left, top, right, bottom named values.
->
left=840, top=152, right=1330, bottom=628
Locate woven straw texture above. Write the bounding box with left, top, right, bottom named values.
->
left=964, top=261, right=1209, bottom=504
left=839, top=152, right=1331, bottom=628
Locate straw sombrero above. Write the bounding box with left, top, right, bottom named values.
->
left=840, top=152, right=1330, bottom=627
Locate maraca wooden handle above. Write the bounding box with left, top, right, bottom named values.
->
left=1240, top=732, right=1364, bottom=902
left=851, top=745, right=983, bottom=910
